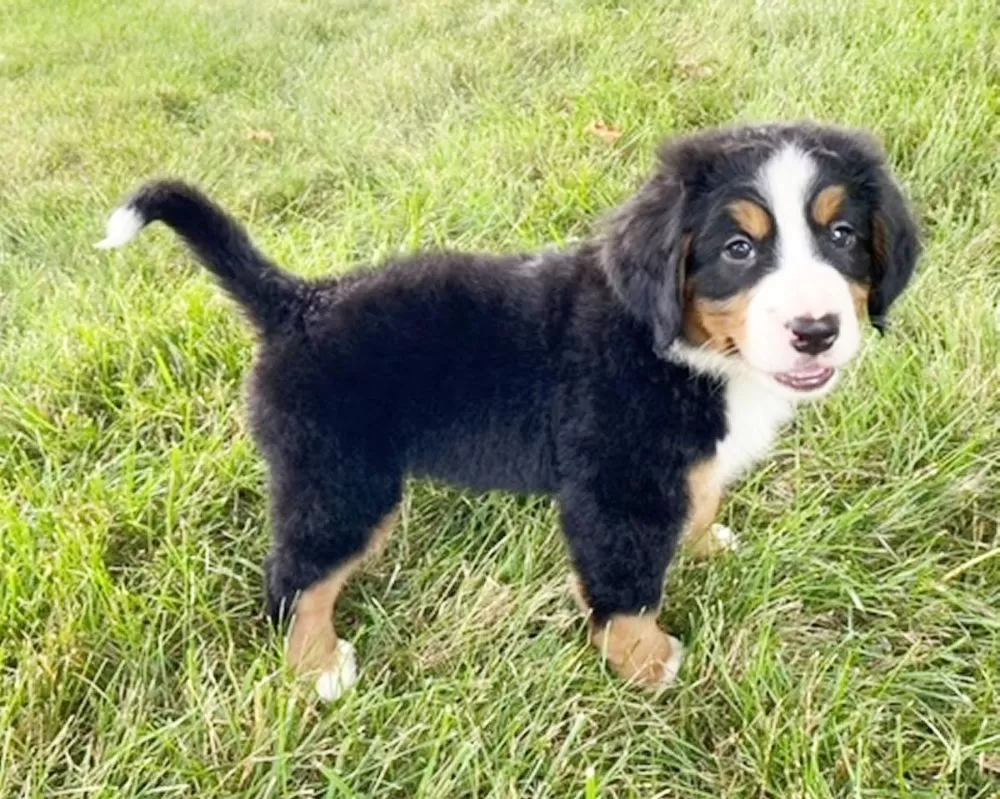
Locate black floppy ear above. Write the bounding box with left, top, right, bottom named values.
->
left=868, top=169, right=920, bottom=333
left=601, top=172, right=687, bottom=355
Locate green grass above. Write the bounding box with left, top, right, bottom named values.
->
left=2, top=0, right=999, bottom=795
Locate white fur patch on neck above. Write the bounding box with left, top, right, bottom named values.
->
left=715, top=370, right=794, bottom=485
left=669, top=340, right=794, bottom=486
left=666, top=340, right=740, bottom=381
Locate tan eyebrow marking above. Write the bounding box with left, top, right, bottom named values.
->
left=727, top=200, right=772, bottom=240
left=812, top=184, right=847, bottom=226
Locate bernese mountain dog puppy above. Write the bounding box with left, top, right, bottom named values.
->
left=97, top=122, right=920, bottom=701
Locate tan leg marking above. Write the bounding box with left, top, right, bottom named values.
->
left=287, top=565, right=354, bottom=674
left=569, top=575, right=683, bottom=688
left=287, top=508, right=399, bottom=700
left=683, top=458, right=735, bottom=559
left=592, top=613, right=684, bottom=688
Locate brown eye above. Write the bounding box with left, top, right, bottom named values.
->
left=724, top=235, right=755, bottom=262
left=830, top=222, right=857, bottom=249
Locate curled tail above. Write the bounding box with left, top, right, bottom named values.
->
left=97, top=180, right=305, bottom=332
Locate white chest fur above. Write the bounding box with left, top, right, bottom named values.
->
left=715, top=372, right=795, bottom=486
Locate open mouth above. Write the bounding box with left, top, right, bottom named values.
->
left=772, top=365, right=835, bottom=392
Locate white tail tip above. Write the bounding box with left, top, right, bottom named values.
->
left=95, top=206, right=145, bottom=249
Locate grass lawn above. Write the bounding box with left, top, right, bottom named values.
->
left=2, top=0, right=999, bottom=795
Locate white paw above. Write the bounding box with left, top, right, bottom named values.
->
left=314, top=639, right=358, bottom=702
left=709, top=523, right=740, bottom=553
left=659, top=635, right=685, bottom=686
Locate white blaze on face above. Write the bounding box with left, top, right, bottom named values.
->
left=743, top=145, right=862, bottom=382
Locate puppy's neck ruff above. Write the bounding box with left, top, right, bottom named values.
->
left=669, top=340, right=795, bottom=486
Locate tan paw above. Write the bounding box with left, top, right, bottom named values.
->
left=629, top=634, right=684, bottom=688
left=592, top=615, right=685, bottom=689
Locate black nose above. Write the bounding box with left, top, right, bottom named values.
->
left=789, top=314, right=839, bottom=355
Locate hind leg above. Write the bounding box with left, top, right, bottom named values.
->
left=265, top=455, right=402, bottom=701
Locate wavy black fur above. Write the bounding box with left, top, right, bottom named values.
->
left=107, top=122, right=918, bottom=633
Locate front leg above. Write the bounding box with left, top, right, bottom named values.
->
left=682, top=457, right=738, bottom=559
left=559, top=484, right=685, bottom=689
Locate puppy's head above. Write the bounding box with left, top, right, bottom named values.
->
left=603, top=123, right=920, bottom=399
